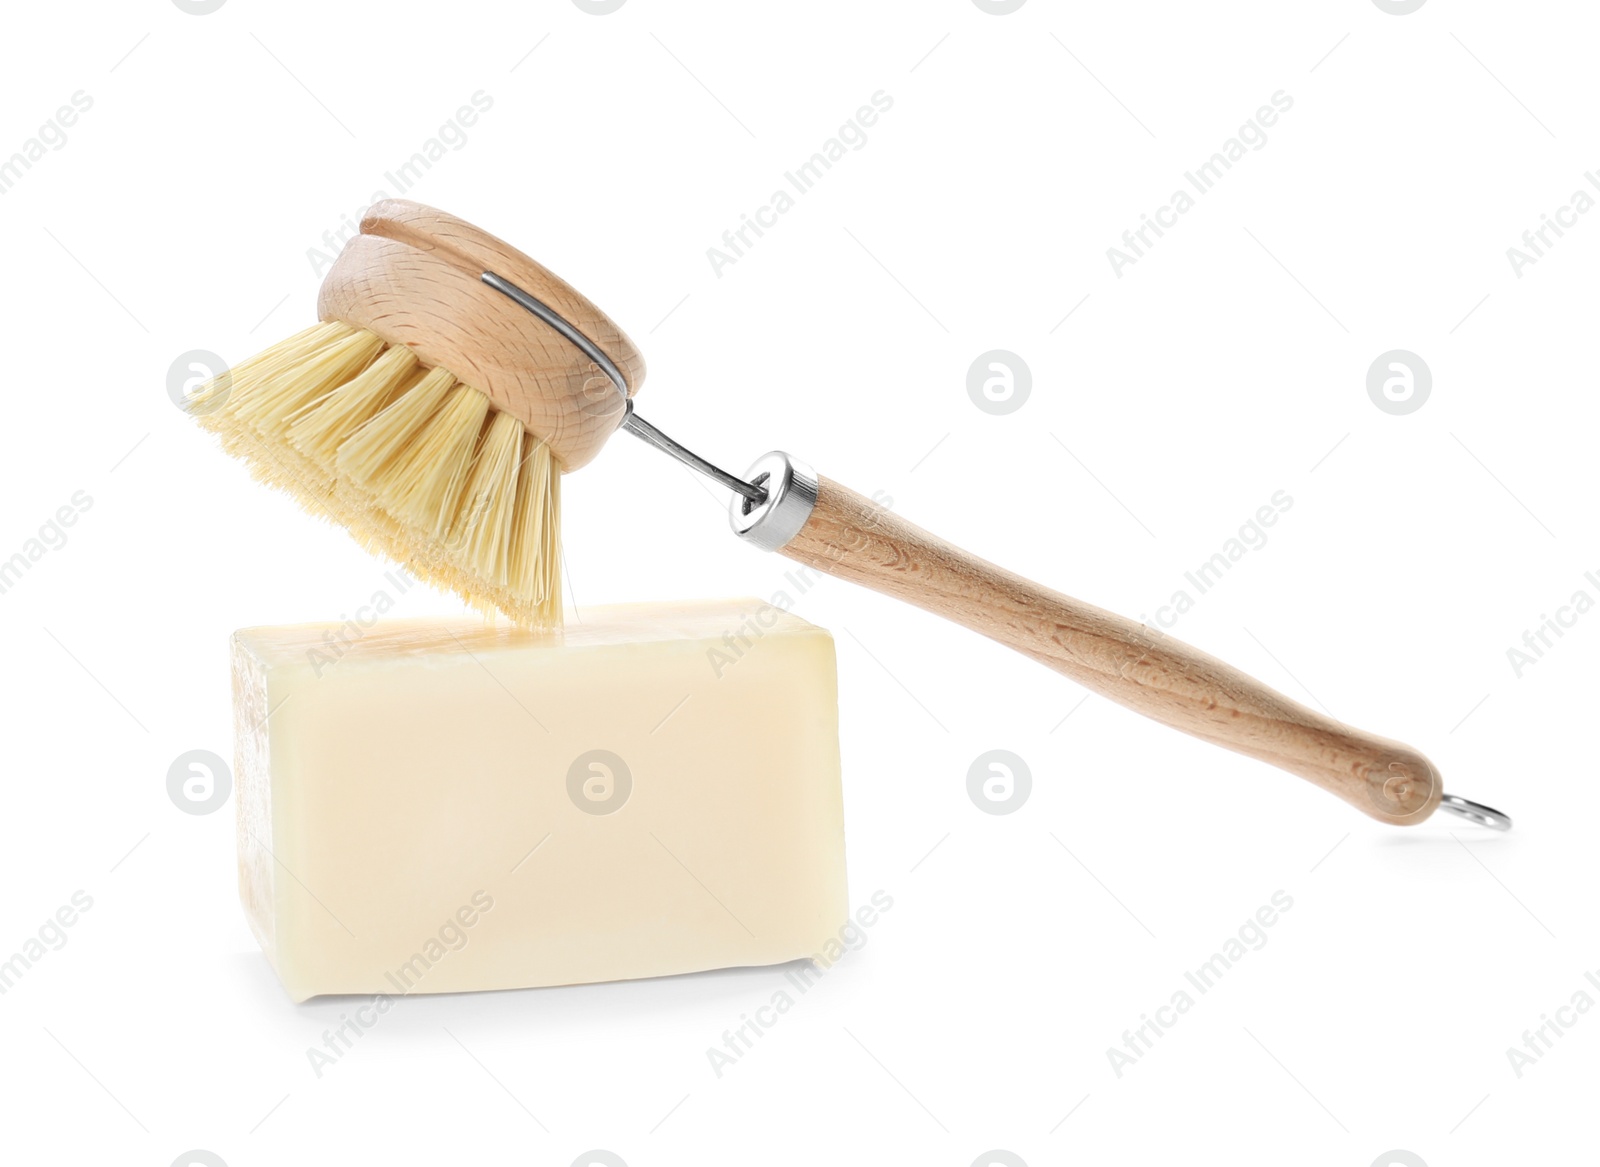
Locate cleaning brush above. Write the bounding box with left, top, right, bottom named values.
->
left=190, top=199, right=1511, bottom=832
left=186, top=200, right=644, bottom=625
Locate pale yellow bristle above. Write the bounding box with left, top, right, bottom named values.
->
left=432, top=430, right=561, bottom=625
left=235, top=321, right=353, bottom=376
left=191, top=323, right=377, bottom=508
left=191, top=323, right=564, bottom=628
left=359, top=382, right=489, bottom=537
left=288, top=345, right=420, bottom=465
left=230, top=329, right=385, bottom=438
left=187, top=322, right=351, bottom=419
left=543, top=463, right=561, bottom=611
left=450, top=411, right=525, bottom=587
left=334, top=367, right=457, bottom=481
left=509, top=432, right=561, bottom=609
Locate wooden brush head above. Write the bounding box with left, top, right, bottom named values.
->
left=317, top=200, right=645, bottom=471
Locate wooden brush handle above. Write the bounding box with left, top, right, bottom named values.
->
left=778, top=475, right=1441, bottom=825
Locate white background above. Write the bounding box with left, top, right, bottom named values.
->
left=0, top=1, right=1594, bottom=1164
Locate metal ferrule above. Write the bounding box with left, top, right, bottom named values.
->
left=728, top=452, right=818, bottom=552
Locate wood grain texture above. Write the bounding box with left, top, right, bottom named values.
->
left=359, top=201, right=645, bottom=393
left=781, top=476, right=1442, bottom=825
left=317, top=200, right=643, bottom=471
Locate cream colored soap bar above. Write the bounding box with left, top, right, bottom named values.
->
left=231, top=599, right=846, bottom=1002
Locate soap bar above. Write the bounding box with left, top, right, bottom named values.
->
left=231, top=599, right=846, bottom=1002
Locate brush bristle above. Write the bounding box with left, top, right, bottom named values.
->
left=190, top=322, right=563, bottom=627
